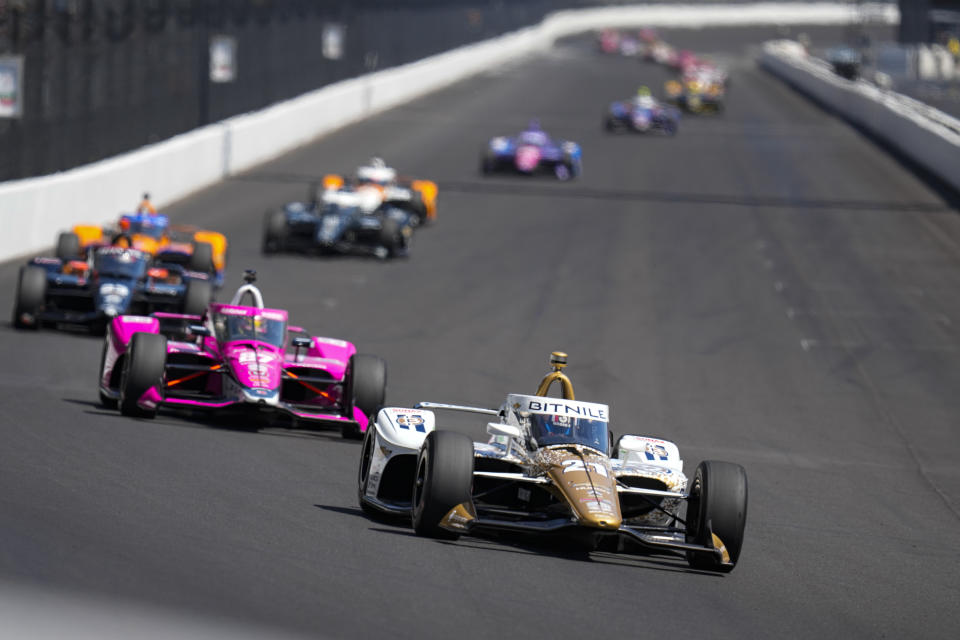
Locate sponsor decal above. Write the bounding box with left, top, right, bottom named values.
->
left=562, top=459, right=608, bottom=477
left=644, top=443, right=669, bottom=461
left=122, top=316, right=155, bottom=324
left=247, top=388, right=272, bottom=397
left=219, top=307, right=247, bottom=316
left=237, top=351, right=275, bottom=363
left=315, top=337, right=349, bottom=348
left=396, top=414, right=426, bottom=433
left=525, top=399, right=607, bottom=421
left=261, top=311, right=285, bottom=322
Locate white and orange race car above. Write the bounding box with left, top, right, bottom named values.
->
left=318, top=158, right=438, bottom=225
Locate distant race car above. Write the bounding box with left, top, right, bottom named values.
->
left=358, top=351, right=748, bottom=573
left=319, top=158, right=438, bottom=225
left=481, top=121, right=582, bottom=180
left=665, top=70, right=726, bottom=114
left=604, top=92, right=680, bottom=135
left=97, top=271, right=385, bottom=438
left=57, top=210, right=228, bottom=285
left=12, top=243, right=214, bottom=333
left=262, top=184, right=415, bottom=259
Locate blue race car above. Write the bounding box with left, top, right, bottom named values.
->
left=12, top=243, right=214, bottom=333
left=481, top=120, right=582, bottom=180
left=604, top=92, right=680, bottom=135
left=262, top=186, right=414, bottom=259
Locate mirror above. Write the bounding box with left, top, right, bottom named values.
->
left=188, top=324, right=210, bottom=336
left=487, top=422, right=521, bottom=439
left=291, top=336, right=312, bottom=348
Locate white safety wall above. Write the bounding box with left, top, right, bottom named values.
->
left=759, top=40, right=960, bottom=192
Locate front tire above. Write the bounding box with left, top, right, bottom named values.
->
left=56, top=232, right=81, bottom=261
left=119, top=332, right=167, bottom=418
left=342, top=354, right=386, bottom=439
left=182, top=279, right=213, bottom=317
left=98, top=339, right=119, bottom=409
left=685, top=460, right=748, bottom=573
left=412, top=430, right=474, bottom=539
left=357, top=424, right=381, bottom=516
left=12, top=266, right=46, bottom=330
left=378, top=217, right=404, bottom=258
left=262, top=209, right=287, bottom=254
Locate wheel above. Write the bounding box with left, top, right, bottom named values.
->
left=182, top=279, right=212, bottom=316
left=262, top=209, right=287, bottom=254
left=98, top=340, right=118, bottom=409
left=685, top=460, right=748, bottom=572
left=189, top=241, right=214, bottom=273
left=412, top=430, right=474, bottom=539
left=55, top=232, right=81, bottom=261
left=12, top=266, right=46, bottom=329
left=350, top=354, right=386, bottom=418
left=119, top=332, right=167, bottom=418
left=378, top=217, right=404, bottom=258
left=480, top=153, right=495, bottom=175
left=408, top=190, right=427, bottom=226
left=664, top=119, right=678, bottom=137
left=357, top=423, right=381, bottom=516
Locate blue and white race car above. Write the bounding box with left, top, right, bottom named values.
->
left=605, top=90, right=680, bottom=135
left=481, top=121, right=582, bottom=180
left=263, top=185, right=415, bottom=259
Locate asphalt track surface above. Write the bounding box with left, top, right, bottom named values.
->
left=2, top=26, right=959, bottom=639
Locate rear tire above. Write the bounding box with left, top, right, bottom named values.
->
left=189, top=241, right=214, bottom=273
left=12, top=266, right=46, bottom=330
left=119, top=332, right=167, bottom=418
left=182, top=279, right=213, bottom=317
left=262, top=209, right=287, bottom=254
left=56, top=232, right=81, bottom=261
left=685, top=460, right=748, bottom=573
left=412, top=430, right=474, bottom=539
left=350, top=354, right=386, bottom=418
left=98, top=340, right=119, bottom=409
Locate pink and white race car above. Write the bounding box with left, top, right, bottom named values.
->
left=97, top=270, right=385, bottom=438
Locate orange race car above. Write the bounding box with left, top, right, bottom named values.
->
left=56, top=208, right=228, bottom=286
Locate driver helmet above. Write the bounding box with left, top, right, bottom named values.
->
left=356, top=157, right=396, bottom=185
left=635, top=86, right=655, bottom=107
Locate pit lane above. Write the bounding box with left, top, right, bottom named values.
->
left=1, top=25, right=959, bottom=639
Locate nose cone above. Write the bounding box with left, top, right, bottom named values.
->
left=225, top=344, right=282, bottom=391
left=543, top=449, right=622, bottom=530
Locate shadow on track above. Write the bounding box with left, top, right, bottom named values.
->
left=231, top=171, right=952, bottom=214
left=314, top=503, right=721, bottom=576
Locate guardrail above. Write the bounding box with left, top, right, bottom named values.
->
left=760, top=39, right=960, bottom=192
left=0, top=2, right=899, bottom=263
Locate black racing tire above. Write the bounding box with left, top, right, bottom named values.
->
left=379, top=217, right=403, bottom=258
left=188, top=241, right=214, bottom=273
left=412, top=430, right=474, bottom=539
left=357, top=423, right=382, bottom=516
left=408, top=190, right=427, bottom=226
left=262, top=209, right=288, bottom=254
left=119, top=332, right=167, bottom=418
left=12, top=266, right=46, bottom=330
left=56, top=232, right=81, bottom=261
left=182, top=279, right=213, bottom=317
left=685, top=460, right=748, bottom=573
left=480, top=153, right=495, bottom=175
left=351, top=354, right=386, bottom=419
left=98, top=339, right=119, bottom=409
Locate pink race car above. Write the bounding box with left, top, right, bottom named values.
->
left=97, top=270, right=385, bottom=438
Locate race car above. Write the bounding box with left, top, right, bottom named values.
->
left=481, top=121, right=582, bottom=181
left=358, top=351, right=748, bottom=573
left=604, top=88, right=680, bottom=135
left=318, top=158, right=437, bottom=225
left=262, top=185, right=415, bottom=259
left=12, top=243, right=214, bottom=333
left=97, top=270, right=385, bottom=438
left=665, top=68, right=727, bottom=114
left=56, top=210, right=228, bottom=285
